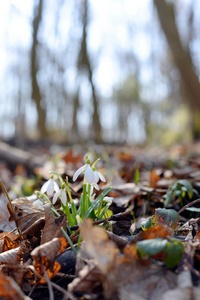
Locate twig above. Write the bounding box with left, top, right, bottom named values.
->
left=69, top=210, right=132, bottom=231
left=178, top=198, right=200, bottom=215
left=41, top=264, right=54, bottom=300
left=29, top=265, right=76, bottom=300
left=0, top=180, right=23, bottom=241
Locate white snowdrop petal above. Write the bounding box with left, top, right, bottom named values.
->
left=73, top=165, right=86, bottom=181
left=97, top=171, right=106, bottom=182
left=33, top=200, right=44, bottom=210
left=40, top=181, right=49, bottom=194
left=93, top=170, right=100, bottom=183
left=53, top=181, right=60, bottom=192
left=93, top=183, right=99, bottom=190
left=85, top=165, right=94, bottom=184
left=47, top=178, right=54, bottom=196
left=61, top=190, right=67, bottom=206
left=52, top=190, right=60, bottom=204
left=103, top=196, right=113, bottom=202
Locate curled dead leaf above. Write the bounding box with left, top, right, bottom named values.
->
left=31, top=237, right=67, bottom=283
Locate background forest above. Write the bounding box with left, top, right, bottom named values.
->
left=1, top=0, right=200, bottom=146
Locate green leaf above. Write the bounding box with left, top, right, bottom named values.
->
left=186, top=207, right=200, bottom=212
left=141, top=217, right=152, bottom=231
left=85, top=187, right=112, bottom=218
left=137, top=238, right=167, bottom=258
left=164, top=241, right=184, bottom=268
left=154, top=208, right=180, bottom=230
left=177, top=179, right=193, bottom=199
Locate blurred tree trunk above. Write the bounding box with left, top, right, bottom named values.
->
left=154, top=0, right=200, bottom=138
left=31, top=0, right=48, bottom=138
left=78, top=0, right=102, bottom=143
left=71, top=89, right=80, bottom=142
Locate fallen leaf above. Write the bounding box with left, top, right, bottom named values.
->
left=31, top=238, right=64, bottom=283
left=150, top=170, right=161, bottom=188
left=0, top=270, right=31, bottom=300
left=7, top=198, right=45, bottom=237
left=40, top=204, right=67, bottom=244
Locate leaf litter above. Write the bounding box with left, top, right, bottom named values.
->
left=1, top=145, right=200, bottom=299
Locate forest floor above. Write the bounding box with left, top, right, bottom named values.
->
left=1, top=141, right=200, bottom=299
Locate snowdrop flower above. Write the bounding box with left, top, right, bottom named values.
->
left=52, top=185, right=67, bottom=206
left=41, top=176, right=59, bottom=196
left=32, top=199, right=44, bottom=210
left=73, top=163, right=92, bottom=182
left=73, top=157, right=106, bottom=189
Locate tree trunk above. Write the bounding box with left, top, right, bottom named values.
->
left=71, top=89, right=80, bottom=142
left=31, top=0, right=48, bottom=138
left=78, top=0, right=102, bottom=143
left=154, top=0, right=200, bottom=138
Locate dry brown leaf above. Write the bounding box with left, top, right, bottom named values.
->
left=8, top=198, right=45, bottom=237
left=31, top=237, right=65, bottom=283
left=161, top=271, right=200, bottom=300
left=134, top=224, right=173, bottom=242
left=79, top=219, right=118, bottom=273
left=40, top=204, right=67, bottom=244
left=0, top=270, right=31, bottom=300
left=150, top=170, right=161, bottom=188
left=3, top=236, right=19, bottom=252
left=70, top=219, right=179, bottom=300
left=69, top=263, right=104, bottom=294
left=62, top=149, right=83, bottom=164
left=0, top=247, right=20, bottom=265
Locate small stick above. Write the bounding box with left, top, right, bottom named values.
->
left=178, top=198, right=200, bottom=215
left=0, top=180, right=23, bottom=241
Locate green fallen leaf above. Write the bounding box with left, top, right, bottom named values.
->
left=164, top=240, right=184, bottom=268
left=153, top=208, right=180, bottom=230
left=137, top=238, right=167, bottom=258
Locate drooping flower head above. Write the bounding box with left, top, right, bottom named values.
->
left=73, top=156, right=106, bottom=189
left=41, top=175, right=59, bottom=196
left=52, top=183, right=67, bottom=206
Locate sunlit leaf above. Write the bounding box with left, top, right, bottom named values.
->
left=141, top=217, right=152, bottom=231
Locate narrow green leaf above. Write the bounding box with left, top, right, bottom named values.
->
left=134, top=168, right=140, bottom=185
left=85, top=187, right=112, bottom=218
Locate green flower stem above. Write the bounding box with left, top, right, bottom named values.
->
left=36, top=192, right=60, bottom=217
left=0, top=180, right=23, bottom=241
left=50, top=171, right=64, bottom=185
left=65, top=177, right=77, bottom=219
left=86, top=183, right=91, bottom=212
left=82, top=183, right=87, bottom=218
